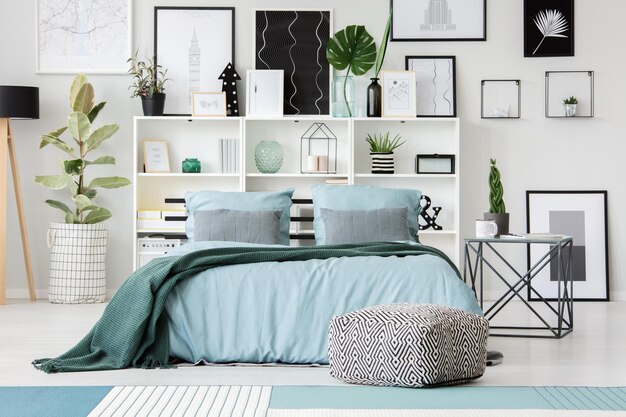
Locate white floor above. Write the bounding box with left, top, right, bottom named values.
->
left=1, top=299, right=625, bottom=387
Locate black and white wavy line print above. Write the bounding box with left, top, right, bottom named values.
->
left=255, top=10, right=330, bottom=115
left=431, top=60, right=438, bottom=114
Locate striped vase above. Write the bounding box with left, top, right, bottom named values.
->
left=47, top=223, right=108, bottom=304
left=370, top=152, right=395, bottom=174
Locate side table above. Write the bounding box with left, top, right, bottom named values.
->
left=464, top=236, right=574, bottom=338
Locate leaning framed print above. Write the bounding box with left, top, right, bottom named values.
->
left=37, top=0, right=132, bottom=73
left=381, top=71, right=416, bottom=118
left=155, top=7, right=235, bottom=116
left=246, top=70, right=284, bottom=117
left=527, top=191, right=609, bottom=301
left=192, top=92, right=227, bottom=117
left=391, top=0, right=486, bottom=41
left=143, top=140, right=171, bottom=173
left=254, top=9, right=332, bottom=116
left=406, top=56, right=456, bottom=117
left=524, top=0, right=574, bottom=57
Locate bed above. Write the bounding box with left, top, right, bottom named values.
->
left=34, top=185, right=482, bottom=373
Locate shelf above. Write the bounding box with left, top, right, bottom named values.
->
left=419, top=230, right=457, bottom=235
left=354, top=173, right=456, bottom=179
left=137, top=229, right=186, bottom=234
left=245, top=115, right=347, bottom=122
left=246, top=173, right=349, bottom=178
left=352, top=117, right=459, bottom=123
left=137, top=173, right=240, bottom=178
left=135, top=116, right=241, bottom=122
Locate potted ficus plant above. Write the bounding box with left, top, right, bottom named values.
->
left=483, top=158, right=509, bottom=236
left=563, top=96, right=578, bottom=117
left=128, top=51, right=170, bottom=116
left=327, top=25, right=376, bottom=117
left=36, top=74, right=131, bottom=304
left=366, top=132, right=405, bottom=174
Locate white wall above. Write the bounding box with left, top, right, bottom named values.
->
left=2, top=0, right=625, bottom=300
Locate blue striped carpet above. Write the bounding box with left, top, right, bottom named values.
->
left=0, top=385, right=624, bottom=417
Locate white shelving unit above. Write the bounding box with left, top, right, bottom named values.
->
left=133, top=116, right=460, bottom=268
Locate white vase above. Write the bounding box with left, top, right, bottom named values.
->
left=371, top=152, right=395, bottom=174
left=563, top=104, right=577, bottom=117
left=47, top=223, right=108, bottom=304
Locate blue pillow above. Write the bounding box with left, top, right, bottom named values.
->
left=311, top=185, right=421, bottom=245
left=185, top=189, right=294, bottom=245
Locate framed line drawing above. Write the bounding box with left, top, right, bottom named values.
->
left=155, top=7, right=235, bottom=116
left=254, top=9, right=332, bottom=116
left=37, top=0, right=132, bottom=73
left=524, top=0, right=574, bottom=57
left=527, top=191, right=609, bottom=301
left=391, top=0, right=486, bottom=41
left=246, top=70, right=284, bottom=117
left=192, top=92, right=227, bottom=117
left=481, top=80, right=521, bottom=119
left=143, top=140, right=171, bottom=173
left=381, top=71, right=416, bottom=118
left=406, top=56, right=456, bottom=117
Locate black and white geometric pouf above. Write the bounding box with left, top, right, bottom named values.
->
left=328, top=303, right=489, bottom=388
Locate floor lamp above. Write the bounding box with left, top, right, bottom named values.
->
left=0, top=86, right=39, bottom=304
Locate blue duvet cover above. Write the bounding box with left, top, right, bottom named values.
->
left=164, top=241, right=481, bottom=365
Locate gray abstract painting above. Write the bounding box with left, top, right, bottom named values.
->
left=406, top=56, right=456, bottom=117
left=549, top=211, right=586, bottom=282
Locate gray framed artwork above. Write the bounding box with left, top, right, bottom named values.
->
left=526, top=191, right=609, bottom=301
left=155, top=7, right=235, bottom=116
left=391, top=0, right=486, bottom=41
left=481, top=80, right=521, bottom=119
left=406, top=56, right=456, bottom=117
left=37, top=0, right=132, bottom=73
left=254, top=9, right=332, bottom=116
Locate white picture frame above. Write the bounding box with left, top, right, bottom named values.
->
left=192, top=92, right=227, bottom=117
left=36, top=0, right=132, bottom=74
left=381, top=71, right=417, bottom=118
left=143, top=140, right=171, bottom=173
left=246, top=70, right=284, bottom=117
left=155, top=7, right=235, bottom=116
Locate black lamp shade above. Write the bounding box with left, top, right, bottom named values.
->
left=0, top=86, right=39, bottom=120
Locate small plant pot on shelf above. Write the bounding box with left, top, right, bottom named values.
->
left=371, top=152, right=395, bottom=174
left=563, top=104, right=577, bottom=117
left=483, top=212, right=509, bottom=237
left=141, top=93, right=166, bottom=116
left=47, top=223, right=108, bottom=304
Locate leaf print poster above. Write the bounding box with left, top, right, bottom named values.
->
left=524, top=0, right=574, bottom=57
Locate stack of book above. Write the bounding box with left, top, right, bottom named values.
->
left=137, top=209, right=187, bottom=231
left=219, top=138, right=240, bottom=173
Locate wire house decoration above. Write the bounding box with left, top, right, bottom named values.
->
left=300, top=123, right=337, bottom=174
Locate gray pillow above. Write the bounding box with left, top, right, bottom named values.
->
left=194, top=209, right=282, bottom=244
left=320, top=207, right=410, bottom=244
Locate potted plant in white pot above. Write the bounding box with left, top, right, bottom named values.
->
left=36, top=74, right=131, bottom=303
left=483, top=158, right=509, bottom=236
left=128, top=51, right=170, bottom=116
left=365, top=132, right=405, bottom=174
left=563, top=96, right=578, bottom=117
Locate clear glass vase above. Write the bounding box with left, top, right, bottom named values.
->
left=332, top=76, right=355, bottom=118
left=254, top=140, right=283, bottom=173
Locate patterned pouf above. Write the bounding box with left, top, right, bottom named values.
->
left=328, top=303, right=489, bottom=388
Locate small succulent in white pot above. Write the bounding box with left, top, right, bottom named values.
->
left=563, top=96, right=578, bottom=117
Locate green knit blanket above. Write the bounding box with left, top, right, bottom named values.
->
left=33, top=242, right=458, bottom=373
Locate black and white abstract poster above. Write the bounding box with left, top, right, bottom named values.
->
left=524, top=0, right=574, bottom=57
left=527, top=191, right=609, bottom=301
left=391, top=0, right=486, bottom=41
left=255, top=10, right=331, bottom=116
left=406, top=56, right=456, bottom=117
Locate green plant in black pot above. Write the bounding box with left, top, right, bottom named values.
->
left=484, top=158, right=509, bottom=236
left=128, top=51, right=170, bottom=116
left=327, top=25, right=376, bottom=117
left=366, top=132, right=405, bottom=174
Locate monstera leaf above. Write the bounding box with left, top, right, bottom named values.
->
left=326, top=25, right=376, bottom=116
left=327, top=25, right=376, bottom=76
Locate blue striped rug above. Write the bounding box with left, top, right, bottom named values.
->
left=0, top=385, right=624, bottom=417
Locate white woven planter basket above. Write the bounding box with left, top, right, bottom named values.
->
left=47, top=223, right=108, bottom=304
